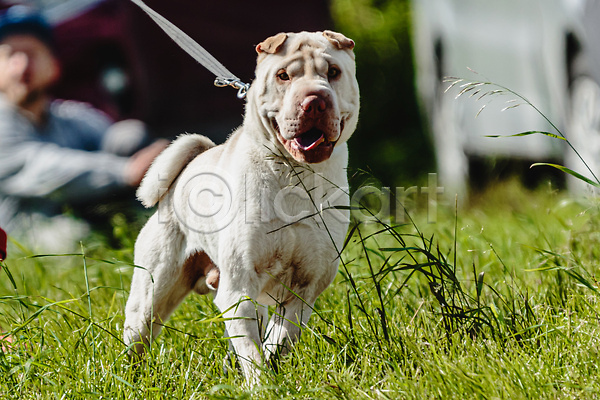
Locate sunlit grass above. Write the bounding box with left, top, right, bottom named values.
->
left=1, top=181, right=600, bottom=399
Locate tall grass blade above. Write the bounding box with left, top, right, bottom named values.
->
left=476, top=272, right=485, bottom=300
left=446, top=71, right=600, bottom=185
left=1, top=263, right=17, bottom=290
left=486, top=131, right=567, bottom=141
left=531, top=163, right=600, bottom=188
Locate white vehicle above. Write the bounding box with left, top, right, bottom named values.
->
left=412, top=0, right=600, bottom=194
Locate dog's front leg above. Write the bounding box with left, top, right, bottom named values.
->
left=213, top=281, right=264, bottom=385
left=262, top=296, right=314, bottom=366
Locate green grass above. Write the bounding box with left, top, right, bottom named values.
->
left=2, top=181, right=600, bottom=399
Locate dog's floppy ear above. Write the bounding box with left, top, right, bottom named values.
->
left=256, top=33, right=288, bottom=54
left=323, top=30, right=355, bottom=50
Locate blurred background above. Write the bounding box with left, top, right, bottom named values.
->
left=4, top=0, right=600, bottom=197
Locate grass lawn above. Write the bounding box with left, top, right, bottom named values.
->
left=1, top=181, right=599, bottom=399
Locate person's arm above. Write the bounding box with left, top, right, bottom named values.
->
left=0, top=107, right=168, bottom=205
left=0, top=125, right=131, bottom=204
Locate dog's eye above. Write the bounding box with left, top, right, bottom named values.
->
left=327, top=66, right=341, bottom=80
left=277, top=70, right=290, bottom=81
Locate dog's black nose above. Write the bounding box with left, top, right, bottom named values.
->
left=301, top=95, right=327, bottom=117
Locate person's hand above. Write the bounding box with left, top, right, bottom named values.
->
left=124, top=139, right=169, bottom=187
left=0, top=45, right=28, bottom=104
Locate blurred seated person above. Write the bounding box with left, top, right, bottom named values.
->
left=0, top=6, right=166, bottom=252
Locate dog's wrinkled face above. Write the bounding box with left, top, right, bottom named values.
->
left=249, top=31, right=360, bottom=164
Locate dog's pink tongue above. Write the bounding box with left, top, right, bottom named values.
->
left=295, top=129, right=325, bottom=150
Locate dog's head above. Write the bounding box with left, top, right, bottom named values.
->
left=247, top=31, right=359, bottom=164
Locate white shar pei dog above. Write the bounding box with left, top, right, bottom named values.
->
left=124, top=30, right=359, bottom=384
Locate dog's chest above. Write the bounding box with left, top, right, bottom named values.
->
left=242, top=159, right=349, bottom=229
left=252, top=223, right=338, bottom=305
left=239, top=164, right=348, bottom=302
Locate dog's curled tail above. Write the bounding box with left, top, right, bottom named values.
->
left=136, top=134, right=216, bottom=208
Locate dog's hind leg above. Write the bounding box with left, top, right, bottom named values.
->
left=123, top=214, right=211, bottom=356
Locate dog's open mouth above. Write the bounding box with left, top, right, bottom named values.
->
left=294, top=128, right=326, bottom=151
left=272, top=120, right=345, bottom=149
left=272, top=118, right=344, bottom=163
